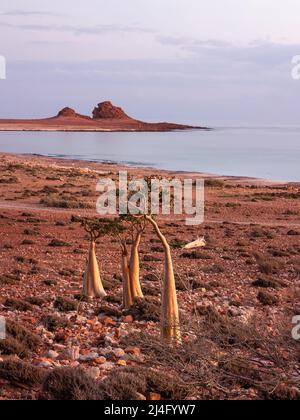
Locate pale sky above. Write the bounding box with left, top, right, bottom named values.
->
left=0, top=0, right=300, bottom=124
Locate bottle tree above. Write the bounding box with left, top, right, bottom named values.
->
left=145, top=215, right=181, bottom=344
left=111, top=216, right=145, bottom=309
left=79, top=218, right=114, bottom=299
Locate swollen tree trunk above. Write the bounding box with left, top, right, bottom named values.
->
left=146, top=216, right=181, bottom=343
left=83, top=240, right=107, bottom=298
left=121, top=244, right=134, bottom=308
left=129, top=232, right=144, bottom=299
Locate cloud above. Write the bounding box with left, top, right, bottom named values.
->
left=0, top=10, right=64, bottom=17
left=157, top=35, right=231, bottom=49
left=157, top=34, right=300, bottom=68
left=0, top=21, right=153, bottom=36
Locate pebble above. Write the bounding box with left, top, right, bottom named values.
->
left=79, top=352, right=99, bottom=362
left=47, top=350, right=59, bottom=359
left=95, top=357, right=107, bottom=365
left=113, top=348, right=126, bottom=358
left=100, top=362, right=115, bottom=370
left=105, top=336, right=118, bottom=346
left=70, top=361, right=80, bottom=368
left=136, top=393, right=147, bottom=401
left=64, top=346, right=80, bottom=361
left=99, top=346, right=114, bottom=356
left=102, top=317, right=117, bottom=327
left=53, top=344, right=67, bottom=351
left=148, top=393, right=161, bottom=401
left=228, top=307, right=242, bottom=317
left=122, top=315, right=134, bottom=323
left=125, top=346, right=141, bottom=356
left=38, top=361, right=53, bottom=368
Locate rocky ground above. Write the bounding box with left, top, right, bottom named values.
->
left=0, top=153, right=299, bottom=400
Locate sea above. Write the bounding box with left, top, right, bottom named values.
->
left=0, top=127, right=299, bottom=181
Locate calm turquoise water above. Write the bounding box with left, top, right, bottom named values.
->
left=0, top=128, right=299, bottom=181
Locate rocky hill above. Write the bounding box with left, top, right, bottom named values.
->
left=92, top=101, right=131, bottom=120
left=0, top=101, right=207, bottom=132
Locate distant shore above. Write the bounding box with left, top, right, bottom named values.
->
left=0, top=152, right=293, bottom=187
left=0, top=101, right=208, bottom=132
left=0, top=126, right=206, bottom=133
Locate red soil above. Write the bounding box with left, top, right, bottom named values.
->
left=0, top=153, right=299, bottom=400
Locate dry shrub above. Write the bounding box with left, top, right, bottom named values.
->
left=0, top=320, right=42, bottom=358
left=102, top=277, right=121, bottom=290
left=6, top=320, right=42, bottom=351
left=48, top=239, right=71, bottom=247
left=74, top=294, right=91, bottom=303
left=101, top=368, right=146, bottom=400
left=181, top=251, right=212, bottom=260
left=122, top=312, right=300, bottom=400
left=43, top=279, right=58, bottom=287
left=176, top=274, right=205, bottom=291
left=0, top=274, right=20, bottom=285
left=121, top=329, right=220, bottom=399
left=59, top=268, right=78, bottom=277
left=4, top=299, right=32, bottom=312
left=21, top=239, right=35, bottom=246
left=205, top=179, right=224, bottom=188
left=262, top=382, right=300, bottom=400
left=103, top=294, right=122, bottom=304
left=218, top=358, right=263, bottom=389
left=41, top=315, right=70, bottom=332
left=250, top=228, right=274, bottom=239
left=170, top=239, right=188, bottom=249
left=142, top=284, right=160, bottom=296
left=202, top=264, right=225, bottom=274
left=144, top=273, right=160, bottom=282
left=54, top=297, right=78, bottom=312
left=254, top=253, right=282, bottom=275
left=252, top=277, right=287, bottom=289
left=125, top=298, right=160, bottom=322
left=25, top=296, right=46, bottom=306
left=151, top=246, right=164, bottom=253
left=144, top=368, right=188, bottom=400
left=96, top=304, right=122, bottom=318
left=41, top=368, right=103, bottom=400
left=201, top=306, right=262, bottom=349
left=269, top=249, right=290, bottom=257
left=102, top=367, right=188, bottom=400
left=41, top=197, right=93, bottom=210
left=143, top=255, right=161, bottom=262
left=0, top=360, right=46, bottom=387
left=257, top=291, right=279, bottom=306
left=40, top=366, right=187, bottom=401
left=0, top=336, right=29, bottom=358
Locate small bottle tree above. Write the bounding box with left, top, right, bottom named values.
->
left=111, top=216, right=145, bottom=309
left=80, top=218, right=113, bottom=299
left=127, top=216, right=145, bottom=300
left=145, top=215, right=181, bottom=343
left=109, top=217, right=133, bottom=309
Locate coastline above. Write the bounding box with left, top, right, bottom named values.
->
left=0, top=127, right=209, bottom=133
left=0, top=151, right=293, bottom=186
